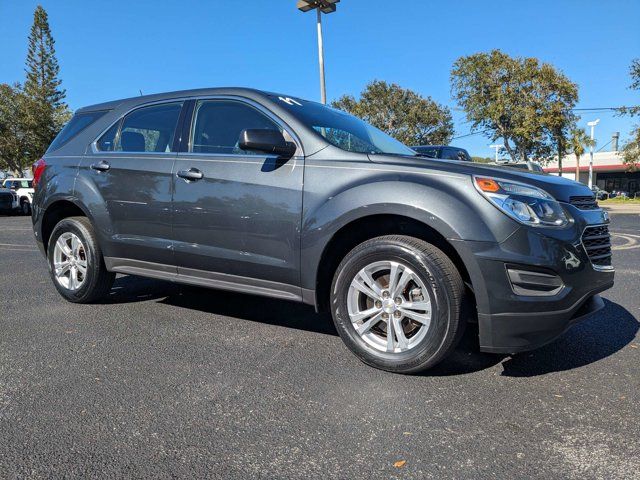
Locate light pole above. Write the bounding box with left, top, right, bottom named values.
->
left=489, top=144, right=504, bottom=162
left=297, top=0, right=339, bottom=104
left=587, top=119, right=600, bottom=189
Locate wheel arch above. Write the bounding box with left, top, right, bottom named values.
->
left=313, top=214, right=475, bottom=313
left=41, top=199, right=91, bottom=253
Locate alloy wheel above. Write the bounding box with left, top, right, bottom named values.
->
left=347, top=260, right=433, bottom=353
left=53, top=232, right=88, bottom=291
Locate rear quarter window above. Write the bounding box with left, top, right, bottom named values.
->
left=47, top=110, right=108, bottom=152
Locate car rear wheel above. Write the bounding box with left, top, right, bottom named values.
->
left=48, top=216, right=115, bottom=303
left=330, top=235, right=466, bottom=374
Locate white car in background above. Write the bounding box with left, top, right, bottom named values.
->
left=1, top=178, right=34, bottom=215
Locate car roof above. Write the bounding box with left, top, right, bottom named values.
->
left=76, top=87, right=297, bottom=113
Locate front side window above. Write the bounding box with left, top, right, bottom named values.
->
left=190, top=100, right=281, bottom=154
left=413, top=146, right=439, bottom=158
left=108, top=103, right=182, bottom=153
left=442, top=148, right=462, bottom=160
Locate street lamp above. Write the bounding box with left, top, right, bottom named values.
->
left=587, top=119, right=600, bottom=189
left=297, top=0, right=339, bottom=104
left=489, top=144, right=504, bottom=163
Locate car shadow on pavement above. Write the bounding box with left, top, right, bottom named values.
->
left=427, top=299, right=638, bottom=377
left=106, top=277, right=638, bottom=377
left=499, top=299, right=638, bottom=377
left=106, top=275, right=339, bottom=336
left=104, top=275, right=184, bottom=304
left=159, top=285, right=339, bottom=336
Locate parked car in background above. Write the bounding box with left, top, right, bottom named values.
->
left=2, top=178, right=34, bottom=215
left=591, top=186, right=609, bottom=200
left=0, top=186, right=20, bottom=214
left=31, top=87, right=614, bottom=374
left=609, top=190, right=630, bottom=199
left=491, top=161, right=544, bottom=173
left=412, top=145, right=472, bottom=162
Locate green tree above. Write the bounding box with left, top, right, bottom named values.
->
left=0, top=84, right=30, bottom=175
left=451, top=49, right=578, bottom=164
left=619, top=58, right=640, bottom=169
left=621, top=127, right=639, bottom=170
left=22, top=5, right=71, bottom=161
left=618, top=59, right=639, bottom=117
left=332, top=80, right=454, bottom=146
left=568, top=127, right=595, bottom=182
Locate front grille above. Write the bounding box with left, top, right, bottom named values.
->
left=570, top=195, right=599, bottom=210
left=581, top=225, right=612, bottom=268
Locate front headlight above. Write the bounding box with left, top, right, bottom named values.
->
left=474, top=176, right=570, bottom=227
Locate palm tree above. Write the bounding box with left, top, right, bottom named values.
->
left=569, top=128, right=596, bottom=184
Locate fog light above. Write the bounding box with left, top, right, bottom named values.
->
left=506, top=267, right=564, bottom=297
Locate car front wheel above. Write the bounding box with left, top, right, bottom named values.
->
left=330, top=235, right=466, bottom=374
left=47, top=216, right=115, bottom=303
left=21, top=199, right=30, bottom=215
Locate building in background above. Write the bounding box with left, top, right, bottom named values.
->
left=543, top=133, right=639, bottom=195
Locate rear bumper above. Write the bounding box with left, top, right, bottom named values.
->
left=0, top=198, right=20, bottom=212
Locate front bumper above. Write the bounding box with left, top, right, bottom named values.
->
left=453, top=208, right=615, bottom=354
left=478, top=292, right=608, bottom=354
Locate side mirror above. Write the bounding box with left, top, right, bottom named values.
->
left=239, top=129, right=297, bottom=159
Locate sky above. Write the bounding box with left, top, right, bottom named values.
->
left=1, top=0, right=638, bottom=157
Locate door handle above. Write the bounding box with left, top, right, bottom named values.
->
left=90, top=160, right=111, bottom=172
left=177, top=168, right=204, bottom=181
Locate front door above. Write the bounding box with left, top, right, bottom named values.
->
left=172, top=98, right=303, bottom=292
left=79, top=101, right=183, bottom=265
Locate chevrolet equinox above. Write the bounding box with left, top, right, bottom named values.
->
left=31, top=88, right=614, bottom=373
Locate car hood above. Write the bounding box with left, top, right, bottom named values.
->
left=368, top=154, right=593, bottom=203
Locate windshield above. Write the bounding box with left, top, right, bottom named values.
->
left=4, top=180, right=32, bottom=188
left=271, top=96, right=416, bottom=156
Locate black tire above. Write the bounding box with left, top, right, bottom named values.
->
left=330, top=235, right=466, bottom=374
left=20, top=199, right=30, bottom=216
left=47, top=216, right=115, bottom=303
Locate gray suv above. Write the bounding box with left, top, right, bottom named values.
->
left=31, top=88, right=614, bottom=373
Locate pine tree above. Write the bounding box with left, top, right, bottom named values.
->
left=22, top=5, right=70, bottom=160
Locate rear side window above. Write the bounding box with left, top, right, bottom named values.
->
left=97, top=122, right=119, bottom=151
left=190, top=100, right=281, bottom=154
left=47, top=110, right=108, bottom=152
left=116, top=103, right=182, bottom=153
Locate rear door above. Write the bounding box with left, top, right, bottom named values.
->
left=171, top=97, right=304, bottom=292
left=80, top=101, right=183, bottom=266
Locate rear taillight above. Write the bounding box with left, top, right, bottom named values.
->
left=32, top=158, right=46, bottom=188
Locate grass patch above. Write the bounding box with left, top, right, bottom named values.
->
left=599, top=196, right=640, bottom=204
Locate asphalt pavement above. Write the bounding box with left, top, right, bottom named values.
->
left=1, top=212, right=639, bottom=479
